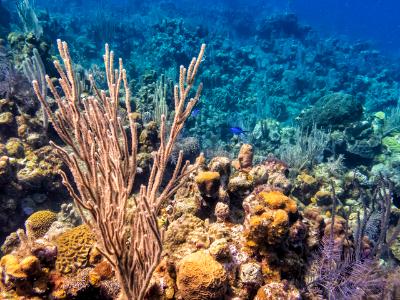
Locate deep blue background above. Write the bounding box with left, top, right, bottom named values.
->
left=291, top=0, right=400, bottom=56
left=32, top=0, right=400, bottom=57
left=209, top=0, right=400, bottom=56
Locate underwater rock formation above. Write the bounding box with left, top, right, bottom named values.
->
left=298, top=92, right=363, bottom=129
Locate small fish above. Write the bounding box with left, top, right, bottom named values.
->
left=191, top=108, right=201, bottom=117
left=230, top=127, right=248, bottom=135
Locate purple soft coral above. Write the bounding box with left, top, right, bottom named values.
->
left=308, top=235, right=384, bottom=300
left=305, top=179, right=393, bottom=299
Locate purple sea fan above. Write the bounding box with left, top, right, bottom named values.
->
left=0, top=46, right=13, bottom=99
left=0, top=45, right=37, bottom=113
left=306, top=236, right=385, bottom=300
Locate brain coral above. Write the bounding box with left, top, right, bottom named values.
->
left=176, top=251, right=227, bottom=300
left=55, top=224, right=95, bottom=274
left=25, top=210, right=57, bottom=239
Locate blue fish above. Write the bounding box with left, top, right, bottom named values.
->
left=230, top=127, right=248, bottom=135
left=191, top=108, right=201, bottom=117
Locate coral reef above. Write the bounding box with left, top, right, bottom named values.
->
left=0, top=2, right=399, bottom=299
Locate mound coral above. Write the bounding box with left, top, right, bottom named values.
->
left=176, top=251, right=227, bottom=300
left=25, top=210, right=57, bottom=239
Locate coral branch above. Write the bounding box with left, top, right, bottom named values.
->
left=32, top=40, right=205, bottom=299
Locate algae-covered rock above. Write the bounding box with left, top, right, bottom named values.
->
left=299, top=92, right=362, bottom=129
left=139, top=121, right=159, bottom=152
left=228, top=171, right=254, bottom=197
left=208, top=238, right=230, bottom=260
left=1, top=231, right=20, bottom=254
left=240, top=262, right=263, bottom=287
left=249, top=165, right=269, bottom=186
left=208, top=156, right=231, bottom=187
left=292, top=172, right=319, bottom=204
left=17, top=146, right=64, bottom=190
left=5, top=138, right=24, bottom=158
left=164, top=214, right=208, bottom=262
left=383, top=135, right=400, bottom=156
left=0, top=112, right=13, bottom=126
left=214, top=201, right=230, bottom=222
left=172, top=181, right=203, bottom=218
left=255, top=281, right=301, bottom=300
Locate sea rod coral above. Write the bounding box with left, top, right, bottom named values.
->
left=32, top=40, right=205, bottom=299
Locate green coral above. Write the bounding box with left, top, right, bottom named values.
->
left=0, top=112, right=13, bottom=126
left=374, top=111, right=385, bottom=120
left=16, top=146, right=64, bottom=189
left=5, top=138, right=24, bottom=158
left=382, top=135, right=400, bottom=155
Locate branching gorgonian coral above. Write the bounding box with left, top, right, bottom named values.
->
left=277, top=123, right=330, bottom=173
left=306, top=178, right=400, bottom=299
left=33, top=40, right=205, bottom=300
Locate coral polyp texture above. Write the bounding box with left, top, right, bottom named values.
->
left=176, top=251, right=228, bottom=300
left=55, top=224, right=95, bottom=274
left=25, top=210, right=57, bottom=239
left=1, top=1, right=400, bottom=299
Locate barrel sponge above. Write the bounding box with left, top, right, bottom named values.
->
left=25, top=210, right=57, bottom=239
left=258, top=191, right=297, bottom=215
left=55, top=224, right=95, bottom=274
left=177, top=251, right=227, bottom=300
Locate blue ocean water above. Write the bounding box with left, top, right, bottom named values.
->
left=292, top=0, right=400, bottom=56
left=24, top=0, right=400, bottom=55
left=1, top=0, right=399, bottom=180
left=0, top=0, right=398, bottom=170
